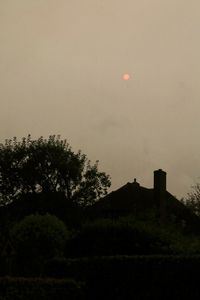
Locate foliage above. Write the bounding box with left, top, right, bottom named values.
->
left=66, top=217, right=175, bottom=257
left=65, top=214, right=200, bottom=257
left=0, top=135, right=111, bottom=206
left=181, top=183, right=200, bottom=216
left=11, top=213, right=69, bottom=276
left=0, top=277, right=84, bottom=300
left=43, top=255, right=200, bottom=299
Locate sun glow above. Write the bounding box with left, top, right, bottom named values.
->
left=123, top=73, right=130, bottom=81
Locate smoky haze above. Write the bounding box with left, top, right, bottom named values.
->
left=1, top=0, right=200, bottom=198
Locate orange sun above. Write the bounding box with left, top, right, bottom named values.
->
left=123, top=73, right=130, bottom=81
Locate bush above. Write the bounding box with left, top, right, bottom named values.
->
left=0, top=277, right=84, bottom=300
left=11, top=213, right=69, bottom=276
left=66, top=218, right=173, bottom=257
left=43, top=257, right=71, bottom=278
left=43, top=255, right=200, bottom=299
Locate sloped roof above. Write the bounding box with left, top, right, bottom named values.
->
left=89, top=180, right=200, bottom=233
left=93, top=181, right=155, bottom=214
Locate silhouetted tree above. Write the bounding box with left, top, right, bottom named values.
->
left=0, top=135, right=111, bottom=206
left=182, top=183, right=200, bottom=216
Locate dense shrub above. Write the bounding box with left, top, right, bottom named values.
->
left=43, top=257, right=71, bottom=278
left=66, top=218, right=173, bottom=257
left=0, top=277, right=84, bottom=300
left=11, top=213, right=69, bottom=276
left=43, top=255, right=200, bottom=299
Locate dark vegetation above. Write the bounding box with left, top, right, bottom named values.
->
left=0, top=277, right=84, bottom=300
left=1, top=135, right=200, bottom=299
left=43, top=255, right=200, bottom=299
left=181, top=182, right=200, bottom=216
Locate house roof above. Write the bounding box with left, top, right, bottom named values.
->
left=89, top=178, right=200, bottom=233
left=93, top=180, right=155, bottom=214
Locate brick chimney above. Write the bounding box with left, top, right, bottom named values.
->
left=154, top=169, right=167, bottom=223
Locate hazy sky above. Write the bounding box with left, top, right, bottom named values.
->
left=1, top=0, right=200, bottom=198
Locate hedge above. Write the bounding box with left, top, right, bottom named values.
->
left=0, top=277, right=84, bottom=300
left=43, top=255, right=200, bottom=299
left=65, top=218, right=173, bottom=257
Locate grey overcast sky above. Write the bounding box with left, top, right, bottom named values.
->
left=1, top=0, right=200, bottom=198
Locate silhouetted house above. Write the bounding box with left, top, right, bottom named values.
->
left=89, top=169, right=200, bottom=233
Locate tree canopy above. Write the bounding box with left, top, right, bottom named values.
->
left=182, top=183, right=200, bottom=216
left=0, top=135, right=111, bottom=206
